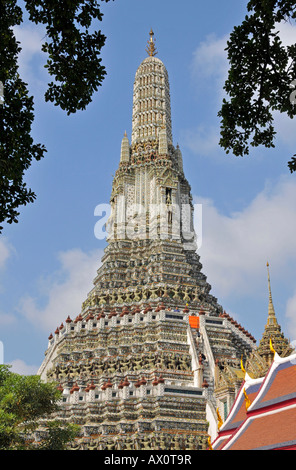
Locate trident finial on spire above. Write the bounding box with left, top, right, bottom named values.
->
left=146, top=29, right=157, bottom=57
left=267, top=261, right=272, bottom=301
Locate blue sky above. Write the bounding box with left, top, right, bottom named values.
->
left=1, top=0, right=296, bottom=374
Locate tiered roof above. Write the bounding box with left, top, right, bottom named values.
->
left=213, top=373, right=264, bottom=450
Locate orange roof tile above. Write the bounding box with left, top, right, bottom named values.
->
left=258, top=364, right=296, bottom=407
left=224, top=405, right=296, bottom=450
left=249, top=354, right=296, bottom=412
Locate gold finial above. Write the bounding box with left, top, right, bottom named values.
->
left=146, top=29, right=157, bottom=57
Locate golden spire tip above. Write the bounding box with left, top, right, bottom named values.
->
left=146, top=29, right=157, bottom=57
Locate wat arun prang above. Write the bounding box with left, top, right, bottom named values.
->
left=38, top=31, right=256, bottom=450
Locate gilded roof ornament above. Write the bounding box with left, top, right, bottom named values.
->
left=146, top=29, right=157, bottom=57
left=240, top=356, right=246, bottom=374
left=270, top=337, right=276, bottom=356
left=243, top=388, right=251, bottom=411
left=207, top=436, right=213, bottom=450
left=216, top=408, right=223, bottom=430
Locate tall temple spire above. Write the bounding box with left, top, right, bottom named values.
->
left=266, top=262, right=277, bottom=326
left=37, top=31, right=258, bottom=451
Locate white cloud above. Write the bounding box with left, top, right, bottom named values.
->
left=286, top=292, right=296, bottom=341
left=0, top=237, right=13, bottom=270
left=191, top=32, right=229, bottom=113
left=181, top=125, right=221, bottom=157
left=0, top=236, right=15, bottom=301
left=19, top=248, right=103, bottom=333
left=0, top=238, right=16, bottom=325
left=191, top=33, right=229, bottom=84
left=188, top=24, right=296, bottom=155
left=14, top=24, right=44, bottom=57
left=185, top=34, right=229, bottom=157
left=274, top=111, right=296, bottom=149
left=190, top=22, right=296, bottom=88
left=0, top=313, right=15, bottom=327
left=196, top=176, right=296, bottom=300
left=272, top=22, right=296, bottom=149
left=13, top=23, right=47, bottom=96
left=276, top=21, right=296, bottom=47
left=10, top=359, right=39, bottom=376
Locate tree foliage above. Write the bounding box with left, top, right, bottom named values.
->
left=0, top=0, right=112, bottom=232
left=0, top=0, right=46, bottom=232
left=24, top=0, right=110, bottom=114
left=0, top=364, right=79, bottom=450
left=218, top=0, right=296, bottom=172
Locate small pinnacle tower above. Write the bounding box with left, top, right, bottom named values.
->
left=38, top=31, right=256, bottom=450
left=215, top=262, right=295, bottom=421
left=256, top=262, right=292, bottom=365
left=120, top=131, right=130, bottom=163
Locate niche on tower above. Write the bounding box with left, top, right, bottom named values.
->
left=166, top=188, right=172, bottom=224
